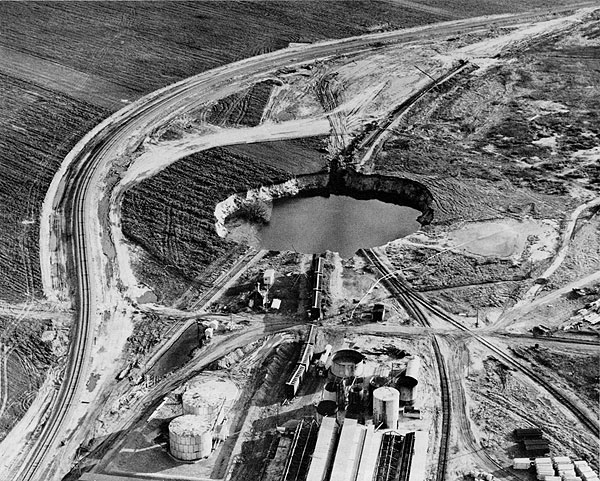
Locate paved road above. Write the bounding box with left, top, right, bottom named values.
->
left=9, top=5, right=597, bottom=480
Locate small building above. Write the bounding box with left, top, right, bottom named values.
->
left=263, top=269, right=276, bottom=287
left=372, top=303, right=386, bottom=322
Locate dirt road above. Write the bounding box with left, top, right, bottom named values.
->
left=5, top=6, right=596, bottom=481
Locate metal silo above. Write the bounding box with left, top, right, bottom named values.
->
left=373, top=386, right=400, bottom=430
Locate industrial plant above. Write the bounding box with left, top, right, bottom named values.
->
left=268, top=324, right=428, bottom=481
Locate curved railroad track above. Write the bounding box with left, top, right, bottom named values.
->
left=361, top=249, right=600, bottom=440
left=10, top=5, right=598, bottom=479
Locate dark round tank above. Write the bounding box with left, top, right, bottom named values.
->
left=369, top=376, right=388, bottom=393
left=347, top=385, right=363, bottom=413
left=330, top=349, right=365, bottom=378
left=325, top=381, right=337, bottom=393
left=316, top=400, right=338, bottom=417
left=397, top=375, right=418, bottom=388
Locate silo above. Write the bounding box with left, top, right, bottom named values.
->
left=373, top=386, right=400, bottom=430
left=397, top=357, right=420, bottom=406
left=169, top=415, right=212, bottom=461
left=404, top=357, right=420, bottom=387
left=323, top=381, right=338, bottom=402
left=330, top=349, right=365, bottom=379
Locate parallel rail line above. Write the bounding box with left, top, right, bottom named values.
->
left=359, top=249, right=451, bottom=481
left=15, top=5, right=599, bottom=479
left=361, top=249, right=600, bottom=440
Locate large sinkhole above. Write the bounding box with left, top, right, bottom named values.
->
left=216, top=172, right=432, bottom=259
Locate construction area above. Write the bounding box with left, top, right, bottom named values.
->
left=88, top=322, right=435, bottom=481
left=0, top=4, right=599, bottom=481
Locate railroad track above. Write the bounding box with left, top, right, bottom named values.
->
left=361, top=249, right=600, bottom=440
left=359, top=249, right=451, bottom=481
left=16, top=5, right=598, bottom=479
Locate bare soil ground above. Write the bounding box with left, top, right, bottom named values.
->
left=547, top=210, right=600, bottom=289
left=374, top=24, right=600, bottom=315
left=0, top=315, right=56, bottom=442
left=121, top=148, right=292, bottom=304
left=511, top=344, right=600, bottom=418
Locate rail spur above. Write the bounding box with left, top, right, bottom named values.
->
left=358, top=249, right=451, bottom=481
left=361, top=249, right=600, bottom=442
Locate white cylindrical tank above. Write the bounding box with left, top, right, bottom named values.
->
left=373, top=386, right=400, bottom=430
left=169, top=415, right=212, bottom=461
left=204, top=327, right=214, bottom=340
left=405, top=357, right=420, bottom=385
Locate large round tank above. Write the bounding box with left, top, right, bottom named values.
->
left=316, top=400, right=338, bottom=417
left=367, top=376, right=388, bottom=413
left=398, top=357, right=420, bottom=388
left=182, top=378, right=237, bottom=420
left=330, top=349, right=365, bottom=379
left=169, top=415, right=212, bottom=461
left=323, top=381, right=338, bottom=402
left=373, top=386, right=400, bottom=430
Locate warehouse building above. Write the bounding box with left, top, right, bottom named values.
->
left=305, top=417, right=427, bottom=481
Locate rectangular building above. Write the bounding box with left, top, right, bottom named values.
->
left=330, top=418, right=365, bottom=481
left=306, top=417, right=339, bottom=481
left=408, top=431, right=429, bottom=481
left=356, top=426, right=383, bottom=481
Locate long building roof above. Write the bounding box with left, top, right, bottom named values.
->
left=306, top=417, right=339, bottom=481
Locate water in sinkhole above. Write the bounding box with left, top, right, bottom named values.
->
left=255, top=194, right=420, bottom=258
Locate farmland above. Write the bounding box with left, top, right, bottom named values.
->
left=0, top=74, right=108, bottom=302
left=0, top=0, right=458, bottom=305
left=121, top=147, right=293, bottom=303
left=0, top=314, right=57, bottom=442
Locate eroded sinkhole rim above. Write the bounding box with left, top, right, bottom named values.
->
left=214, top=172, right=434, bottom=256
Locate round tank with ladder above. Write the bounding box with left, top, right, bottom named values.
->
left=373, top=386, right=400, bottom=430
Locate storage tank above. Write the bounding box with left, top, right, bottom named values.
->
left=398, top=357, right=420, bottom=388
left=373, top=386, right=400, bottom=430
left=398, top=385, right=417, bottom=406
left=204, top=327, right=214, bottom=340
left=208, top=320, right=219, bottom=331
left=347, top=385, right=363, bottom=413
left=316, top=400, right=338, bottom=419
left=183, top=385, right=223, bottom=419
left=323, top=381, right=338, bottom=402
left=330, top=349, right=365, bottom=379
left=169, top=415, right=212, bottom=461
